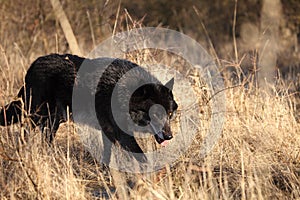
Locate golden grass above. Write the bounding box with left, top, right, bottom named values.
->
left=0, top=4, right=299, bottom=198
left=0, top=49, right=299, bottom=200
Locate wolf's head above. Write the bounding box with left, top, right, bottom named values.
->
left=129, top=78, right=178, bottom=145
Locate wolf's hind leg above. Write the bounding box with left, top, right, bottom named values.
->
left=38, top=114, right=61, bottom=144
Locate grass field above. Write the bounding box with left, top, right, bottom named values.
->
left=0, top=47, right=300, bottom=199
left=0, top=1, right=300, bottom=199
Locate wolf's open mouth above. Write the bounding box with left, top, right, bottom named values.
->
left=150, top=122, right=172, bottom=146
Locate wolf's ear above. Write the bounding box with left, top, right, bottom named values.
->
left=165, top=78, right=174, bottom=90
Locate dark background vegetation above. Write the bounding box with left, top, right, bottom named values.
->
left=0, top=0, right=299, bottom=68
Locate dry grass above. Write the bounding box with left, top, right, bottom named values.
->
left=0, top=1, right=300, bottom=199
left=0, top=48, right=300, bottom=199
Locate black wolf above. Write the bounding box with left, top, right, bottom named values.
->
left=0, top=54, right=178, bottom=154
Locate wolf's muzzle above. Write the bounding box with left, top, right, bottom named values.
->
left=150, top=122, right=173, bottom=144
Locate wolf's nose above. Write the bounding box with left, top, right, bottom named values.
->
left=173, top=103, right=178, bottom=111
left=164, top=134, right=173, bottom=140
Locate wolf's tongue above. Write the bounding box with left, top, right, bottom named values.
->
left=161, top=140, right=169, bottom=147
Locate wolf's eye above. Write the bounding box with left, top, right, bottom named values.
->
left=169, top=111, right=177, bottom=119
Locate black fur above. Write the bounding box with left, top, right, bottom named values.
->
left=0, top=54, right=178, bottom=155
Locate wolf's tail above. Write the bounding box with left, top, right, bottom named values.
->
left=0, top=86, right=25, bottom=126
